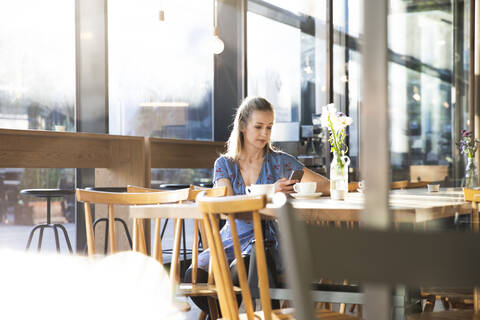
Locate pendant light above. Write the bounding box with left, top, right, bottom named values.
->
left=211, top=0, right=224, bottom=54
left=159, top=0, right=165, bottom=22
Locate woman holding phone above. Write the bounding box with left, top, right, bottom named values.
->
left=185, top=96, right=329, bottom=316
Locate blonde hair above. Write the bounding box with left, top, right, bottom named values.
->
left=224, top=96, right=275, bottom=161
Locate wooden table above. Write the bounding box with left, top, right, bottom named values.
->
left=129, top=188, right=471, bottom=225
left=128, top=188, right=473, bottom=316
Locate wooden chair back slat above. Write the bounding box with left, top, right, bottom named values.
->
left=153, top=218, right=163, bottom=264
left=108, top=204, right=117, bottom=253
left=201, top=211, right=235, bottom=320
left=197, top=193, right=268, bottom=320
left=227, top=214, right=256, bottom=319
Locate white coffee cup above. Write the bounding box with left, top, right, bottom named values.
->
left=293, top=182, right=316, bottom=194
left=246, top=184, right=275, bottom=200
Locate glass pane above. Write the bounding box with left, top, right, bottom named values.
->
left=247, top=1, right=327, bottom=173
left=0, top=0, right=76, bottom=252
left=247, top=11, right=300, bottom=124
left=387, top=0, right=469, bottom=186
left=0, top=0, right=76, bottom=131
left=333, top=0, right=363, bottom=171
left=108, top=0, right=213, bottom=140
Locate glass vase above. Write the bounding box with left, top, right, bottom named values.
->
left=330, top=151, right=350, bottom=200
left=464, top=156, right=479, bottom=189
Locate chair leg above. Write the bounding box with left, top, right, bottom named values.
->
left=56, top=224, right=73, bottom=254
left=197, top=311, right=207, bottom=320
left=423, top=294, right=436, bottom=312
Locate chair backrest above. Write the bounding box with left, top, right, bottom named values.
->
left=126, top=183, right=228, bottom=305
left=391, top=180, right=408, bottom=190
left=391, top=180, right=429, bottom=190
left=76, top=188, right=191, bottom=205
left=126, top=184, right=227, bottom=201
left=409, top=165, right=448, bottom=183
left=197, top=192, right=267, bottom=320
left=76, top=188, right=192, bottom=257
left=275, top=197, right=480, bottom=320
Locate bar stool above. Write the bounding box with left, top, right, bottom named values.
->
left=21, top=189, right=74, bottom=253
left=84, top=187, right=132, bottom=254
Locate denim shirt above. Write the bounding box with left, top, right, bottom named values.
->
left=197, top=150, right=304, bottom=270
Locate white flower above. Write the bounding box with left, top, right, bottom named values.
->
left=336, top=116, right=353, bottom=128
left=320, top=103, right=336, bottom=129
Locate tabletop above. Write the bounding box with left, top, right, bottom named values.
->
left=129, top=188, right=472, bottom=224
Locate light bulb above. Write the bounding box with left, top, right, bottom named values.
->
left=211, top=27, right=224, bottom=54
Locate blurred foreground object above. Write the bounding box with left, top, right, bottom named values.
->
left=0, top=250, right=185, bottom=320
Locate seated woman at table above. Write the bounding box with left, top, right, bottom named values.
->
left=184, top=96, right=329, bottom=315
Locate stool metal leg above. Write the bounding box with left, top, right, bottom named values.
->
left=46, top=198, right=51, bottom=224
left=92, top=217, right=132, bottom=254
left=160, top=218, right=169, bottom=239
left=37, top=226, right=45, bottom=251
left=56, top=224, right=73, bottom=254
left=26, top=224, right=45, bottom=250
left=53, top=225, right=61, bottom=253
left=104, top=218, right=109, bottom=254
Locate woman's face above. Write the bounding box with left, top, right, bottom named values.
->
left=241, top=110, right=274, bottom=151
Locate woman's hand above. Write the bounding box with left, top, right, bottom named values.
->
left=274, top=178, right=299, bottom=194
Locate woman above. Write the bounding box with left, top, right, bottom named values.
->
left=185, top=96, right=329, bottom=315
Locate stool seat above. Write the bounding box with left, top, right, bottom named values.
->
left=20, top=189, right=75, bottom=198
left=21, top=188, right=74, bottom=254
left=159, top=184, right=190, bottom=191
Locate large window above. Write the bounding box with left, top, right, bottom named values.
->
left=334, top=0, right=469, bottom=185
left=247, top=11, right=301, bottom=125
left=247, top=1, right=328, bottom=173
left=108, top=0, right=215, bottom=185
left=108, top=0, right=213, bottom=141
left=387, top=0, right=469, bottom=184
left=0, top=0, right=76, bottom=251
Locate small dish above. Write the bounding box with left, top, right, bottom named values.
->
left=290, top=192, right=323, bottom=200
left=427, top=184, right=440, bottom=192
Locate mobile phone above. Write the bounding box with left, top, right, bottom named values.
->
left=289, top=169, right=304, bottom=182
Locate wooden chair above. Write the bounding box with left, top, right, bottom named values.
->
left=410, top=165, right=448, bottom=184
left=391, top=180, right=430, bottom=190
left=127, top=184, right=229, bottom=319
left=197, top=192, right=358, bottom=320
left=275, top=195, right=480, bottom=320
left=76, top=187, right=192, bottom=257
left=414, top=188, right=480, bottom=314
left=391, top=180, right=409, bottom=190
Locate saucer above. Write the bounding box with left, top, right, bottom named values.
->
left=291, top=192, right=323, bottom=200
